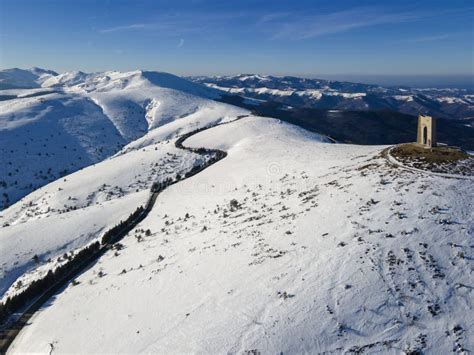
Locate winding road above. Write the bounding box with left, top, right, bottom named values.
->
left=0, top=115, right=248, bottom=354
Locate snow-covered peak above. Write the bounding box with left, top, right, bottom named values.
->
left=29, top=67, right=59, bottom=77
left=39, top=69, right=220, bottom=99
left=40, top=70, right=144, bottom=91
left=140, top=71, right=220, bottom=98
left=41, top=70, right=90, bottom=88
left=0, top=67, right=58, bottom=89
left=236, top=73, right=271, bottom=82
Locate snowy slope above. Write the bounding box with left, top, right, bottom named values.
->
left=0, top=90, right=127, bottom=209
left=0, top=68, right=58, bottom=89
left=7, top=116, right=473, bottom=353
left=0, top=68, right=228, bottom=210
left=0, top=100, right=247, bottom=299
left=85, top=71, right=220, bottom=140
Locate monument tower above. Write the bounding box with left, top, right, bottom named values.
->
left=417, top=115, right=437, bottom=148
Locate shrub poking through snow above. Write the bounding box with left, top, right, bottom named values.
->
left=229, top=199, right=241, bottom=211
left=32, top=254, right=40, bottom=264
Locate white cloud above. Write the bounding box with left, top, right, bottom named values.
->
left=97, top=12, right=246, bottom=36
left=395, top=32, right=465, bottom=43
left=96, top=7, right=473, bottom=42
left=99, top=23, right=147, bottom=34
left=258, top=7, right=473, bottom=40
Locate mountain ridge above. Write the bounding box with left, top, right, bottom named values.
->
left=190, top=73, right=474, bottom=120
left=0, top=68, right=239, bottom=210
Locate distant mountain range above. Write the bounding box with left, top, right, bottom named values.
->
left=190, top=74, right=474, bottom=121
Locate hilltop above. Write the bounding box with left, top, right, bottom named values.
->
left=3, top=115, right=473, bottom=353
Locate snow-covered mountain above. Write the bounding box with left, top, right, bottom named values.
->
left=0, top=68, right=227, bottom=210
left=191, top=74, right=474, bottom=121
left=0, top=68, right=58, bottom=89
left=1, top=68, right=473, bottom=353
left=4, top=115, right=473, bottom=353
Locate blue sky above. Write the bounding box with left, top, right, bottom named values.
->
left=0, top=0, right=473, bottom=77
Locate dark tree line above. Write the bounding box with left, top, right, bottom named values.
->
left=151, top=177, right=174, bottom=193
left=0, top=241, right=100, bottom=325
left=100, top=205, right=145, bottom=245
left=0, top=204, right=149, bottom=325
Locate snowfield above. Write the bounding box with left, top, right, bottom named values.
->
left=6, top=116, right=473, bottom=354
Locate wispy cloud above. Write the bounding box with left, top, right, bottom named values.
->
left=99, top=23, right=148, bottom=34
left=96, top=6, right=473, bottom=42
left=98, top=12, right=247, bottom=36
left=395, top=32, right=466, bottom=43
left=258, top=7, right=473, bottom=40
left=177, top=38, right=184, bottom=48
